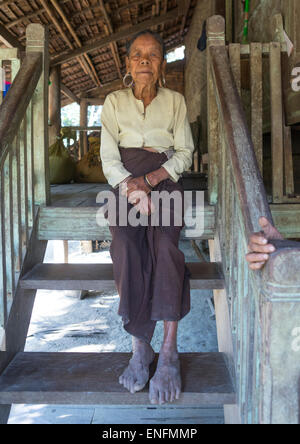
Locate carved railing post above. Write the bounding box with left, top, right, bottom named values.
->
left=26, top=24, right=50, bottom=206
left=206, top=15, right=225, bottom=205
left=260, top=242, right=300, bottom=424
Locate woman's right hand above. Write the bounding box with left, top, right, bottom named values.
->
left=246, top=217, right=283, bottom=270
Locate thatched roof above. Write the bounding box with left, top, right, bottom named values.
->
left=0, top=0, right=196, bottom=105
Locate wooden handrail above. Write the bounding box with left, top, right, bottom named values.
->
left=209, top=45, right=273, bottom=236
left=0, top=52, right=42, bottom=168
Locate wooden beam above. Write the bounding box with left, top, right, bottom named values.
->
left=39, top=0, right=100, bottom=87
left=179, top=0, right=191, bottom=35
left=118, top=0, right=145, bottom=13
left=99, top=0, right=122, bottom=79
left=61, top=84, right=80, bottom=104
left=6, top=0, right=95, bottom=29
left=49, top=0, right=101, bottom=87
left=51, top=7, right=180, bottom=66
left=0, top=24, right=23, bottom=50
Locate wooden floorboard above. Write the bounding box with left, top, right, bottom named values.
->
left=50, top=183, right=111, bottom=207
left=0, top=352, right=235, bottom=406
left=20, top=262, right=225, bottom=291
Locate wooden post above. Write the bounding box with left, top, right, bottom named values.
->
left=207, top=15, right=225, bottom=205
left=80, top=99, right=88, bottom=159
left=48, top=65, right=61, bottom=147
left=26, top=24, right=50, bottom=206
left=225, top=0, right=233, bottom=43
left=260, top=243, right=300, bottom=424
left=271, top=14, right=296, bottom=199
left=270, top=42, right=284, bottom=203
left=229, top=44, right=241, bottom=96
left=250, top=43, right=263, bottom=173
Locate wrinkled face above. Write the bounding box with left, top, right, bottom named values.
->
left=126, top=34, right=166, bottom=88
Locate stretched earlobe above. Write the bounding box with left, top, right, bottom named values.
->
left=159, top=75, right=166, bottom=88
left=123, top=72, right=134, bottom=88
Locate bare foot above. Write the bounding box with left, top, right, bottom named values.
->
left=149, top=349, right=181, bottom=405
left=119, top=337, right=155, bottom=394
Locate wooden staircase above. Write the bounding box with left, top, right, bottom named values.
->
left=1, top=19, right=300, bottom=425
left=0, top=201, right=236, bottom=417
left=0, top=192, right=234, bottom=411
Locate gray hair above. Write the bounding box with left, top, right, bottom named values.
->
left=126, top=30, right=166, bottom=60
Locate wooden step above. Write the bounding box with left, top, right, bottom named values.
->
left=38, top=205, right=216, bottom=241
left=20, top=262, right=225, bottom=291
left=0, top=352, right=236, bottom=406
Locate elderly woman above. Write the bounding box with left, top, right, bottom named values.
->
left=100, top=30, right=194, bottom=405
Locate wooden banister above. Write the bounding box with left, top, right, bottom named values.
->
left=207, top=15, right=300, bottom=424
left=0, top=25, right=49, bottom=357
left=0, top=53, right=42, bottom=167
left=209, top=44, right=273, bottom=236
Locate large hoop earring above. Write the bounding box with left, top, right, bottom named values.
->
left=123, top=72, right=134, bottom=88
left=159, top=75, right=166, bottom=88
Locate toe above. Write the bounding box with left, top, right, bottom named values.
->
left=175, top=387, right=181, bottom=400
left=164, top=390, right=170, bottom=403
left=149, top=384, right=159, bottom=405
left=169, top=382, right=175, bottom=402
left=159, top=390, right=166, bottom=405
left=129, top=378, right=137, bottom=394
left=133, top=380, right=146, bottom=392
left=124, top=378, right=130, bottom=391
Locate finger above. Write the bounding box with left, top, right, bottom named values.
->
left=249, top=233, right=268, bottom=247
left=245, top=253, right=269, bottom=263
left=259, top=216, right=272, bottom=231
left=249, top=261, right=266, bottom=270
left=128, top=196, right=139, bottom=204
left=248, top=242, right=276, bottom=254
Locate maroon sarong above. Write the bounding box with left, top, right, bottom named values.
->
left=105, top=147, right=191, bottom=344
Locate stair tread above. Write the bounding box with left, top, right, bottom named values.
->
left=38, top=204, right=216, bottom=241
left=20, top=262, right=225, bottom=291
left=0, top=352, right=235, bottom=405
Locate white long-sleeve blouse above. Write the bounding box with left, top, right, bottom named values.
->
left=100, top=87, right=195, bottom=188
